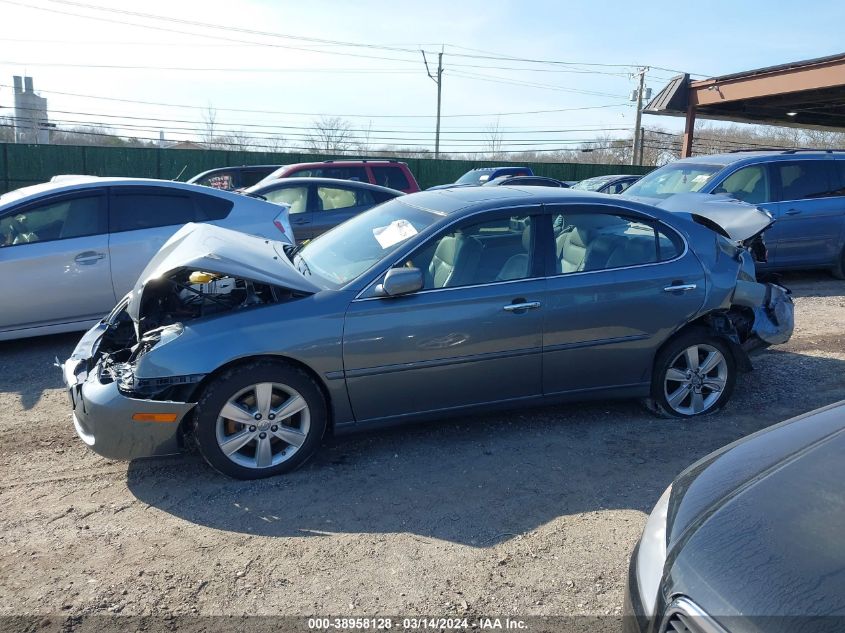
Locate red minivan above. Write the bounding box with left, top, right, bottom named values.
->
left=257, top=160, right=420, bottom=193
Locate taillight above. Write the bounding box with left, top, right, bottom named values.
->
left=273, top=219, right=286, bottom=234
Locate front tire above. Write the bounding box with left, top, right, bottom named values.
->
left=192, top=361, right=327, bottom=479
left=647, top=330, right=736, bottom=419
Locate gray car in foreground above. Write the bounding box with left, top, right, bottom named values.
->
left=0, top=177, right=293, bottom=340
left=63, top=186, right=794, bottom=479
left=625, top=400, right=845, bottom=633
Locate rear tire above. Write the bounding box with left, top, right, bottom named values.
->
left=192, top=360, right=327, bottom=479
left=645, top=329, right=736, bottom=419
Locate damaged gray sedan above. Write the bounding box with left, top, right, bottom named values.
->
left=62, top=187, right=794, bottom=479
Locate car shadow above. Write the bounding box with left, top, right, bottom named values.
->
left=0, top=332, right=79, bottom=410
left=126, top=349, right=845, bottom=547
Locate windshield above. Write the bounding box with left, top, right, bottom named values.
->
left=571, top=176, right=615, bottom=191
left=455, top=170, right=494, bottom=185
left=624, top=163, right=721, bottom=200
left=293, top=198, right=442, bottom=289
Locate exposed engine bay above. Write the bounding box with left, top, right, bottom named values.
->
left=85, top=268, right=304, bottom=400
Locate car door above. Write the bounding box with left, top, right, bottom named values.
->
left=0, top=190, right=114, bottom=333
left=260, top=184, right=313, bottom=240
left=767, top=159, right=844, bottom=267
left=107, top=186, right=204, bottom=297
left=343, top=208, right=546, bottom=422
left=542, top=205, right=706, bottom=396
left=311, top=184, right=377, bottom=237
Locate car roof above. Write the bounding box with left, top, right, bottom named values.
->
left=0, top=177, right=251, bottom=208
left=398, top=183, right=663, bottom=217
left=671, top=149, right=845, bottom=167
left=284, top=159, right=407, bottom=167
left=246, top=177, right=404, bottom=195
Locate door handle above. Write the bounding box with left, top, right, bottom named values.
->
left=503, top=301, right=541, bottom=312
left=292, top=218, right=310, bottom=225
left=785, top=208, right=802, bottom=216
left=74, top=251, right=105, bottom=265
left=663, top=283, right=697, bottom=293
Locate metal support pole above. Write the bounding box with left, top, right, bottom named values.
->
left=681, top=106, right=696, bottom=158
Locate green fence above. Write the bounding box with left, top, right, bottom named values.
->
left=0, top=143, right=652, bottom=193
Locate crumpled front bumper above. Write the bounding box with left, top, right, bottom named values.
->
left=62, top=327, right=196, bottom=461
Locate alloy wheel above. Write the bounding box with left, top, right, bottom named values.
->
left=663, top=344, right=728, bottom=416
left=215, top=382, right=310, bottom=469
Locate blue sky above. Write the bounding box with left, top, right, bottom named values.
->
left=0, top=0, right=841, bottom=153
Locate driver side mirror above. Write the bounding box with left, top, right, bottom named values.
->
left=375, top=267, right=424, bottom=297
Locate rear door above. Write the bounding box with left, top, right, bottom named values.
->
left=767, top=159, right=844, bottom=267
left=0, top=190, right=114, bottom=332
left=542, top=204, right=706, bottom=396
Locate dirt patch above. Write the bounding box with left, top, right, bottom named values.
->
left=0, top=273, right=843, bottom=620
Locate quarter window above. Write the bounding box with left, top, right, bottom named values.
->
left=552, top=212, right=681, bottom=274
left=775, top=161, right=834, bottom=201
left=713, top=165, right=771, bottom=204
left=371, top=166, right=410, bottom=190
left=406, top=214, right=535, bottom=289
left=0, top=194, right=106, bottom=246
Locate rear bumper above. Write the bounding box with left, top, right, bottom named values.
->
left=63, top=356, right=195, bottom=461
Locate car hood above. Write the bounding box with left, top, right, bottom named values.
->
left=663, top=401, right=845, bottom=620
left=126, top=222, right=321, bottom=323
left=628, top=193, right=775, bottom=242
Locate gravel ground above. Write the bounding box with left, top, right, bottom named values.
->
left=0, top=272, right=843, bottom=623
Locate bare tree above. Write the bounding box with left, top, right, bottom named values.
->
left=483, top=118, right=504, bottom=156
left=203, top=105, right=217, bottom=145
left=305, top=116, right=356, bottom=154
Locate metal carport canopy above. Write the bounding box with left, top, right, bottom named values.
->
left=643, top=53, right=845, bottom=156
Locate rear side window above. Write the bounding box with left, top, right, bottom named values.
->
left=775, top=161, right=835, bottom=201
left=110, top=189, right=197, bottom=232
left=194, top=193, right=234, bottom=221
left=371, top=166, right=410, bottom=190
left=317, top=186, right=374, bottom=211
left=551, top=211, right=682, bottom=274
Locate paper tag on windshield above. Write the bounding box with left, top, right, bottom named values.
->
left=373, top=219, right=418, bottom=249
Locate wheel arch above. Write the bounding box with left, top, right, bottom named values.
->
left=655, top=311, right=753, bottom=377
left=180, top=354, right=335, bottom=440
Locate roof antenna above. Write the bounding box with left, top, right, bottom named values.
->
left=173, top=164, right=188, bottom=181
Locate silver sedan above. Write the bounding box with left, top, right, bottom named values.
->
left=0, top=177, right=293, bottom=340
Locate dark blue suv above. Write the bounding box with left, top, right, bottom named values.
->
left=623, top=149, right=845, bottom=277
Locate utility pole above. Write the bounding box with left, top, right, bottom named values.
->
left=631, top=67, right=648, bottom=166
left=422, top=49, right=444, bottom=159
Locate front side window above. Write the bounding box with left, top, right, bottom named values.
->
left=263, top=186, right=309, bottom=213
left=110, top=190, right=196, bottom=232
left=552, top=212, right=681, bottom=274
left=0, top=194, right=106, bottom=246
left=317, top=186, right=373, bottom=211
left=371, top=166, right=410, bottom=190
left=713, top=164, right=771, bottom=204
left=404, top=214, right=535, bottom=289
left=294, top=198, right=441, bottom=289
left=775, top=161, right=834, bottom=201
left=624, top=163, right=721, bottom=199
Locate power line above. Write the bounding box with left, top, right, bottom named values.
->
left=0, top=83, right=632, bottom=119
